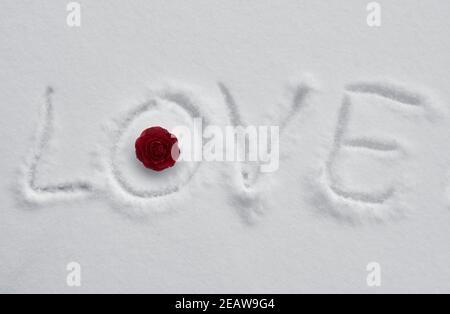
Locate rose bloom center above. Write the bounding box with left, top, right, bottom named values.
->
left=146, top=140, right=167, bottom=161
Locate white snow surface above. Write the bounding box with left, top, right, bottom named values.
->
left=1, top=0, right=450, bottom=293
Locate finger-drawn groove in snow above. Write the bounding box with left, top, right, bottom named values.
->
left=23, top=87, right=93, bottom=201
left=342, top=137, right=399, bottom=153
left=280, top=80, right=316, bottom=131
left=319, top=80, right=436, bottom=222
left=325, top=95, right=395, bottom=204
left=218, top=79, right=315, bottom=186
left=106, top=86, right=207, bottom=201
left=346, top=81, right=427, bottom=107
left=218, top=78, right=316, bottom=223
left=218, top=82, right=263, bottom=222
left=218, top=83, right=243, bottom=127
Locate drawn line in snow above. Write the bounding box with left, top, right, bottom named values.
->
left=281, top=80, right=316, bottom=131
left=218, top=78, right=316, bottom=223
left=314, top=80, right=444, bottom=222
left=23, top=87, right=93, bottom=201
left=342, top=137, right=400, bottom=153
left=324, top=94, right=395, bottom=204
left=217, top=81, right=259, bottom=222
left=218, top=77, right=315, bottom=169
left=107, top=87, right=206, bottom=200
left=218, top=82, right=243, bottom=126
left=346, top=81, right=427, bottom=107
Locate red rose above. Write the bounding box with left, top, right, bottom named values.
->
left=135, top=127, right=180, bottom=171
